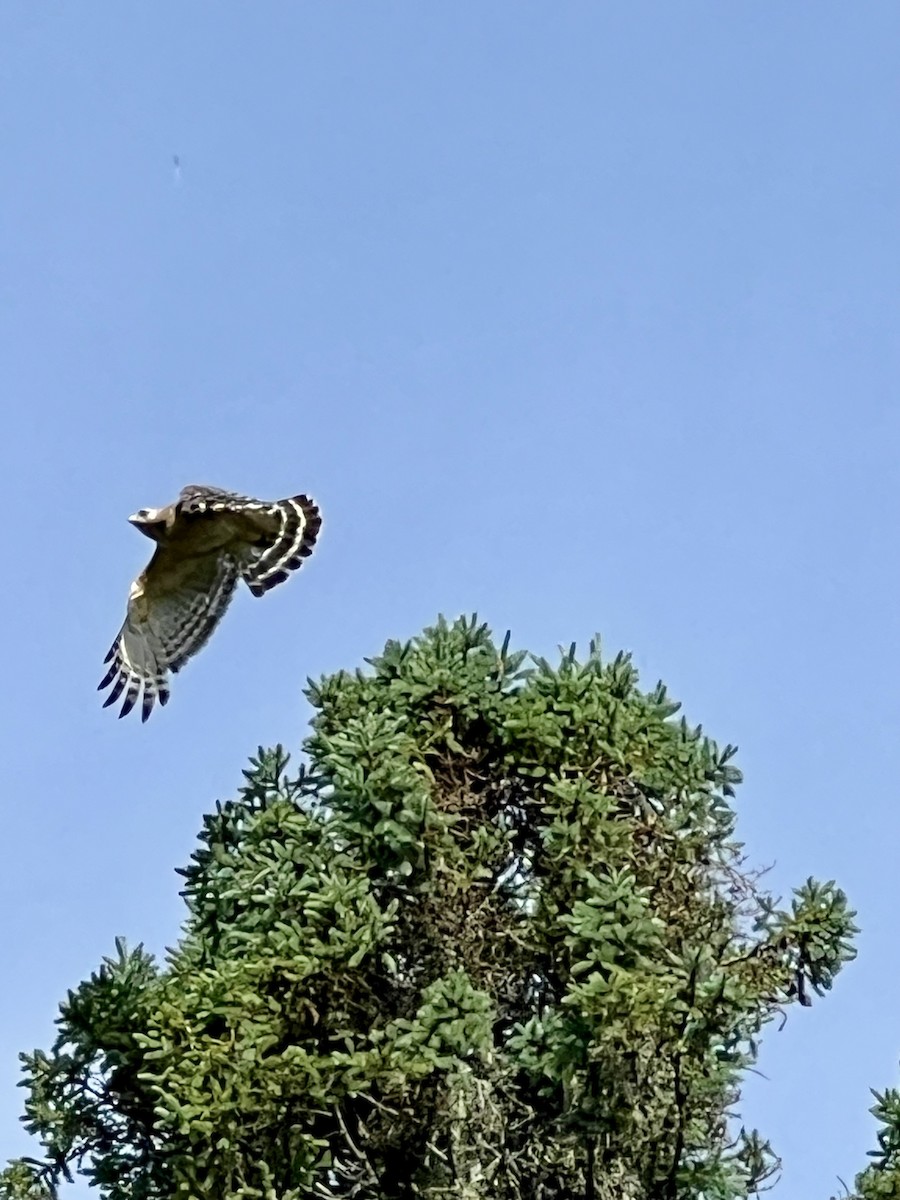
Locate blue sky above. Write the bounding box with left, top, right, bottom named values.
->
left=1, top=3, right=898, bottom=1194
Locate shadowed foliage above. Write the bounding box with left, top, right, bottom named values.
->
left=2, top=617, right=857, bottom=1199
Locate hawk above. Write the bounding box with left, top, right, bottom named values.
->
left=99, top=485, right=322, bottom=722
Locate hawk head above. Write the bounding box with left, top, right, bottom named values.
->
left=128, top=507, right=169, bottom=540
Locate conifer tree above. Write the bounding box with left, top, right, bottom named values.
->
left=840, top=1091, right=900, bottom=1198
left=1, top=617, right=857, bottom=1199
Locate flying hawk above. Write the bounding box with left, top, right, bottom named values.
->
left=99, top=485, right=322, bottom=722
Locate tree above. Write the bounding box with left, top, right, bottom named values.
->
left=839, top=1091, right=900, bottom=1198
left=1, top=616, right=857, bottom=1199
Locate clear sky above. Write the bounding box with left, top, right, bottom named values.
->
left=1, top=4, right=898, bottom=1195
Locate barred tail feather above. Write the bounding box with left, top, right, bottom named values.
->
left=242, top=495, right=321, bottom=597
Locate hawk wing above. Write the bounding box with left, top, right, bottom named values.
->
left=98, top=549, right=239, bottom=722
left=176, top=485, right=322, bottom=597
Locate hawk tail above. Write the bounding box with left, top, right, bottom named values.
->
left=242, top=494, right=322, bottom=597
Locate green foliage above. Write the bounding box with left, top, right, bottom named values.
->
left=837, top=1086, right=900, bottom=1199
left=2, top=617, right=857, bottom=1199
